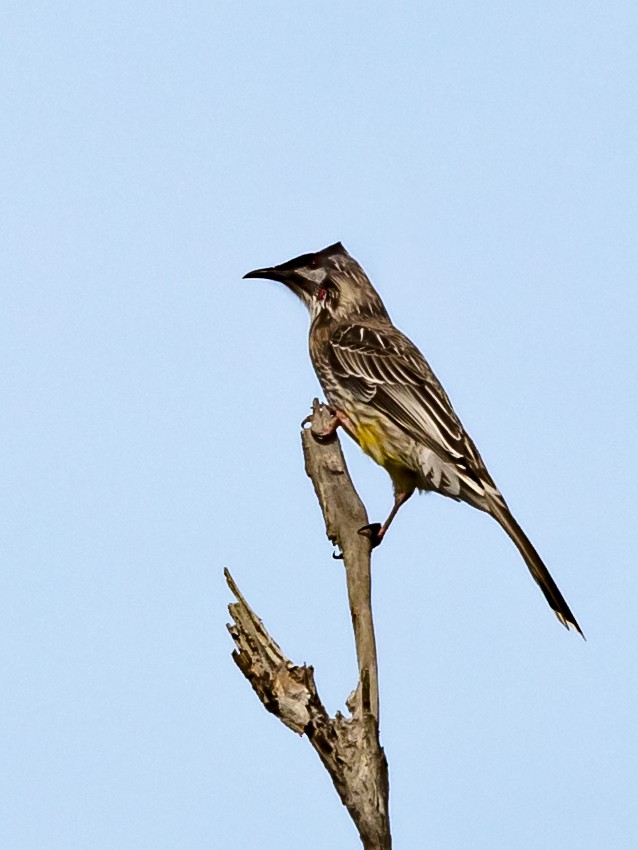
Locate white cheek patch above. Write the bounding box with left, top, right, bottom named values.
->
left=300, top=267, right=328, bottom=285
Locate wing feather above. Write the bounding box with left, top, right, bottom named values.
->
left=329, top=323, right=485, bottom=477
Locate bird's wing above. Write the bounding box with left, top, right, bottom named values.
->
left=328, top=322, right=489, bottom=482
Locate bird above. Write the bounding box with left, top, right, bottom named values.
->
left=244, top=242, right=582, bottom=635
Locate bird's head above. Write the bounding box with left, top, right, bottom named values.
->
left=243, top=242, right=390, bottom=323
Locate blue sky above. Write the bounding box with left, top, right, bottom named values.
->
left=2, top=2, right=637, bottom=848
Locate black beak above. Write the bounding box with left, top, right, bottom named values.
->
left=244, top=268, right=278, bottom=280
left=243, top=253, right=319, bottom=303
left=243, top=266, right=291, bottom=282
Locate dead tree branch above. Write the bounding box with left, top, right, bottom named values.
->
left=226, top=400, right=391, bottom=849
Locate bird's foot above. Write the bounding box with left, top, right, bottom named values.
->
left=308, top=408, right=354, bottom=443
left=310, top=414, right=340, bottom=443
left=311, top=423, right=338, bottom=443
left=358, top=522, right=384, bottom=549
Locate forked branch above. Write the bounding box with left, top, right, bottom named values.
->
left=226, top=400, right=391, bottom=849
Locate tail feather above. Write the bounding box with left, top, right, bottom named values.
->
left=489, top=501, right=584, bottom=637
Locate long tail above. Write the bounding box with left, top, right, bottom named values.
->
left=488, top=501, right=583, bottom=637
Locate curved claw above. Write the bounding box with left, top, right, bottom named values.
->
left=332, top=549, right=344, bottom=560
left=358, top=522, right=384, bottom=549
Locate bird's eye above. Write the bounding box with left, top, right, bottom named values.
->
left=309, top=256, right=320, bottom=269
left=317, top=288, right=328, bottom=301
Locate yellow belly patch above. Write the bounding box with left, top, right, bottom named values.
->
left=353, top=422, right=394, bottom=467
left=349, top=418, right=417, bottom=492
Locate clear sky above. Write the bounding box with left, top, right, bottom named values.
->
left=2, top=2, right=637, bottom=848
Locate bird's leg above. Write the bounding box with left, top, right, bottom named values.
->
left=359, top=487, right=415, bottom=549
left=311, top=409, right=351, bottom=443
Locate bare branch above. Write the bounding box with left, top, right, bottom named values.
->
left=301, top=399, right=380, bottom=722
left=226, top=400, right=391, bottom=849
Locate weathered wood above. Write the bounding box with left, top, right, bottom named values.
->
left=301, top=399, right=380, bottom=722
left=226, top=400, right=391, bottom=849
